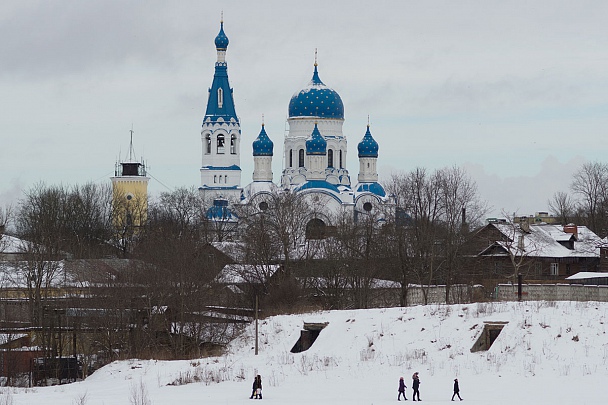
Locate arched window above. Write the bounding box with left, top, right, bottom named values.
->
left=289, top=150, right=293, bottom=167
left=218, top=88, right=223, bottom=108
left=306, top=218, right=326, bottom=240
left=339, top=150, right=343, bottom=168
left=217, top=134, right=225, bottom=154
left=299, top=149, right=304, bottom=167
left=205, top=134, right=211, bottom=154
left=214, top=175, right=217, bottom=183
left=328, top=149, right=334, bottom=168
left=230, top=134, right=236, bottom=154
left=225, top=175, right=228, bottom=183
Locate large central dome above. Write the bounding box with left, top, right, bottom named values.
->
left=288, top=65, right=344, bottom=120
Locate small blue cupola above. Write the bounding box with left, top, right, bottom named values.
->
left=252, top=124, right=273, bottom=156
left=288, top=64, right=345, bottom=120
left=214, top=21, right=229, bottom=50
left=306, top=123, right=327, bottom=155
left=357, top=125, right=379, bottom=158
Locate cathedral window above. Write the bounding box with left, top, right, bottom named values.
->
left=339, top=150, right=343, bottom=168
left=230, top=134, right=237, bottom=154
left=306, top=218, right=326, bottom=240
left=225, top=175, right=228, bottom=183
left=205, top=134, right=211, bottom=154
left=218, top=88, right=224, bottom=108
left=299, top=149, right=304, bottom=167
left=289, top=150, right=293, bottom=167
left=214, top=175, right=217, bottom=183
left=217, top=134, right=225, bottom=154
left=328, top=149, right=334, bottom=168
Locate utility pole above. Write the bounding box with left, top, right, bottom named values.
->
left=255, top=294, right=259, bottom=355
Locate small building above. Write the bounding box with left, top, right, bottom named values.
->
left=464, top=222, right=602, bottom=289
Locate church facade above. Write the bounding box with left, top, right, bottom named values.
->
left=199, top=21, right=393, bottom=227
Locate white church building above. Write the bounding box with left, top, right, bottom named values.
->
left=199, top=21, right=393, bottom=226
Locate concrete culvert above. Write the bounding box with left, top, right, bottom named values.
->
left=290, top=322, right=328, bottom=353
left=470, top=321, right=508, bottom=352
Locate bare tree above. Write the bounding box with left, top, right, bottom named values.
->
left=16, top=184, right=69, bottom=326
left=131, top=188, right=222, bottom=358
left=0, top=204, right=12, bottom=233
left=235, top=190, right=311, bottom=312
left=0, top=204, right=13, bottom=254
left=570, top=161, right=608, bottom=235
left=548, top=191, right=575, bottom=225
left=384, top=166, right=485, bottom=305
left=436, top=166, right=487, bottom=301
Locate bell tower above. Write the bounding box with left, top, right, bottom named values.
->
left=199, top=18, right=242, bottom=203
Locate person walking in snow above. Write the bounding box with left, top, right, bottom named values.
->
left=412, top=372, right=421, bottom=401
left=250, top=376, right=258, bottom=399
left=255, top=375, right=262, bottom=399
left=398, top=376, right=408, bottom=401
left=451, top=378, right=462, bottom=401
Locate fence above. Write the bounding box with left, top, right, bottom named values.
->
left=404, top=284, right=484, bottom=306
left=495, top=283, right=608, bottom=302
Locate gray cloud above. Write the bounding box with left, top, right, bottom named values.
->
left=1, top=0, right=607, bottom=216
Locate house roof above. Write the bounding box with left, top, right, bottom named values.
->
left=0, top=259, right=135, bottom=289
left=210, top=241, right=246, bottom=262
left=214, top=264, right=281, bottom=284
left=478, top=223, right=602, bottom=259
left=566, top=272, right=608, bottom=280
left=0, top=234, right=28, bottom=254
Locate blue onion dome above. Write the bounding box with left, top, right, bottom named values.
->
left=306, top=123, right=327, bottom=155
left=214, top=22, right=229, bottom=50
left=288, top=64, right=344, bottom=119
left=358, top=125, right=379, bottom=158
left=252, top=124, right=273, bottom=156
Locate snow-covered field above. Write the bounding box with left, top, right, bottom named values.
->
left=2, top=300, right=608, bottom=404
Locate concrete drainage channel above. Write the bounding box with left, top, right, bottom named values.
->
left=290, top=322, right=329, bottom=353
left=470, top=321, right=508, bottom=352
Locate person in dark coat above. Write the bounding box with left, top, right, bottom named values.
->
left=250, top=376, right=258, bottom=399
left=451, top=378, right=462, bottom=401
left=412, top=372, right=421, bottom=401
left=398, top=376, right=408, bottom=401
left=255, top=375, right=262, bottom=399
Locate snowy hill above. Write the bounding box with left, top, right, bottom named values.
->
left=3, top=301, right=608, bottom=404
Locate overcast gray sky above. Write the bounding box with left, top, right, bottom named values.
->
left=1, top=0, right=607, bottom=217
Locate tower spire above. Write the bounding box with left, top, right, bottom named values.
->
left=314, top=48, right=318, bottom=67
left=128, top=124, right=135, bottom=161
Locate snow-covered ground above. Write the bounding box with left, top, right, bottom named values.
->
left=3, top=300, right=608, bottom=404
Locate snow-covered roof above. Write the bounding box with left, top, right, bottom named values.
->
left=210, top=241, right=246, bottom=262
left=481, top=223, right=602, bottom=259
left=566, top=272, right=608, bottom=280
left=0, top=259, right=132, bottom=290
left=214, top=264, right=280, bottom=284
left=0, top=333, right=28, bottom=345
left=0, top=234, right=28, bottom=254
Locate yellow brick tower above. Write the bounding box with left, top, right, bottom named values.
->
left=111, top=129, right=149, bottom=233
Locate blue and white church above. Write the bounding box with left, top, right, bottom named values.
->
left=200, top=21, right=393, bottom=223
